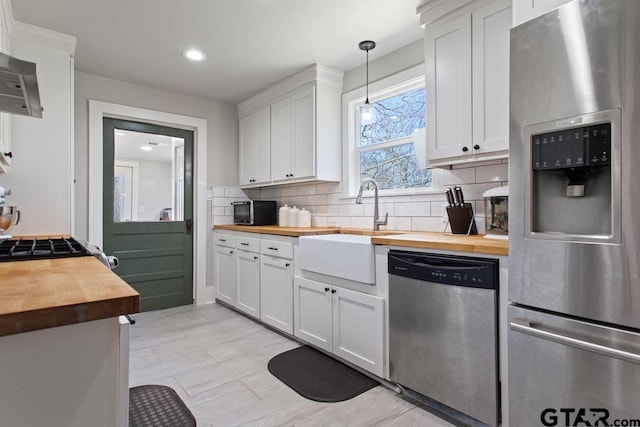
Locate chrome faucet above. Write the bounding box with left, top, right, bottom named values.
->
left=355, top=178, right=388, bottom=231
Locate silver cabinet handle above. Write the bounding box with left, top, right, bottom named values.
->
left=510, top=318, right=640, bottom=364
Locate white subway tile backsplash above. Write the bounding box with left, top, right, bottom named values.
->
left=476, top=164, right=508, bottom=183
left=412, top=216, right=447, bottom=232
left=281, top=187, right=298, bottom=197
left=262, top=187, right=282, bottom=198
left=327, top=193, right=352, bottom=205
left=442, top=168, right=475, bottom=186
left=212, top=206, right=225, bottom=216
left=316, top=182, right=342, bottom=194
left=307, top=194, right=328, bottom=205
left=296, top=184, right=317, bottom=195
left=411, top=193, right=446, bottom=202
left=288, top=196, right=308, bottom=207
left=224, top=188, right=247, bottom=198
left=458, top=182, right=500, bottom=201
left=327, top=217, right=352, bottom=228
left=385, top=217, right=412, bottom=231
left=213, top=187, right=226, bottom=197
left=312, top=216, right=328, bottom=227
left=228, top=158, right=509, bottom=233
left=395, top=202, right=431, bottom=217
left=350, top=216, right=374, bottom=229
left=363, top=203, right=395, bottom=217
left=339, top=204, right=364, bottom=216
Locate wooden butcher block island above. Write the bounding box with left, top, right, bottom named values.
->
left=0, top=256, right=140, bottom=336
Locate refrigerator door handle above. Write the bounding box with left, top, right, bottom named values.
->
left=510, top=318, right=640, bottom=364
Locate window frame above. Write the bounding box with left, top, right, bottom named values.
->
left=342, top=64, right=441, bottom=198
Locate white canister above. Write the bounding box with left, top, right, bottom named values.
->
left=288, top=206, right=300, bottom=227
left=279, top=204, right=291, bottom=227
left=296, top=208, right=311, bottom=228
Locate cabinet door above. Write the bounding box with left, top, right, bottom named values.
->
left=293, top=277, right=332, bottom=352
left=236, top=250, right=260, bottom=319
left=332, top=287, right=384, bottom=377
left=472, top=0, right=511, bottom=155
left=291, top=86, right=315, bottom=180
left=270, top=97, right=292, bottom=183
left=0, top=113, right=10, bottom=173
left=260, top=256, right=293, bottom=334
left=425, top=13, right=472, bottom=161
left=214, top=245, right=236, bottom=305
left=239, top=107, right=271, bottom=187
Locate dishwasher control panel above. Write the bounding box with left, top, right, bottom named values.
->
left=388, top=250, right=498, bottom=290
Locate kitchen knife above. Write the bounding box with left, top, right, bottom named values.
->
left=454, top=186, right=465, bottom=206
left=445, top=188, right=455, bottom=206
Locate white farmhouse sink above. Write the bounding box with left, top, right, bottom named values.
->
left=298, top=234, right=375, bottom=284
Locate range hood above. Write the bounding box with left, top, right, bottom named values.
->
left=0, top=52, right=42, bottom=118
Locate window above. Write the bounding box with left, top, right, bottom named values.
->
left=345, top=65, right=435, bottom=196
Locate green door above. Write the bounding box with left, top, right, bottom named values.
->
left=103, top=118, right=194, bottom=311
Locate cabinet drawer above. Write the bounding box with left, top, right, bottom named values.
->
left=236, top=235, right=260, bottom=253
left=261, top=239, right=293, bottom=259
left=214, top=233, right=235, bottom=248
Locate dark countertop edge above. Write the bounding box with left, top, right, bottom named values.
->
left=0, top=295, right=140, bottom=338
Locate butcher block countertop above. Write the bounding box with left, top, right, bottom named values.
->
left=0, top=257, right=140, bottom=337
left=370, top=233, right=508, bottom=256
left=213, top=225, right=508, bottom=255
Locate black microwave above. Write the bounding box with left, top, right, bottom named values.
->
left=232, top=200, right=277, bottom=225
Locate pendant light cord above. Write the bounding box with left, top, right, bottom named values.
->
left=366, top=48, right=369, bottom=103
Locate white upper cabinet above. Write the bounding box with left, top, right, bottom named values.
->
left=237, top=64, right=342, bottom=188
left=422, top=0, right=511, bottom=167
left=425, top=14, right=472, bottom=161
left=239, top=106, right=271, bottom=186
left=512, top=0, right=572, bottom=27
left=0, top=1, right=11, bottom=173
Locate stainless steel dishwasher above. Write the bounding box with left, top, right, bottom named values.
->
left=388, top=250, right=499, bottom=427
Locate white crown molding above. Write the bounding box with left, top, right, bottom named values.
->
left=417, top=0, right=476, bottom=26
left=10, top=20, right=77, bottom=54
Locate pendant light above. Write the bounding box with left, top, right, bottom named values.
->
left=359, top=40, right=376, bottom=124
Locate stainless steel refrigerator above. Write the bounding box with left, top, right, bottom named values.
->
left=509, top=1, right=640, bottom=426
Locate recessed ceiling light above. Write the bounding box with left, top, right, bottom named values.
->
left=140, top=146, right=153, bottom=151
left=115, top=131, right=125, bottom=136
left=182, top=49, right=206, bottom=61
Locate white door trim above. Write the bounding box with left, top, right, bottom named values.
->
left=88, top=100, right=208, bottom=306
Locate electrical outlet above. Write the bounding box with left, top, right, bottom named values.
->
left=441, top=203, right=449, bottom=223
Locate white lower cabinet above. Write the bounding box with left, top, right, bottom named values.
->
left=294, top=277, right=384, bottom=377
left=260, top=255, right=294, bottom=334
left=236, top=250, right=260, bottom=318
left=214, top=244, right=236, bottom=306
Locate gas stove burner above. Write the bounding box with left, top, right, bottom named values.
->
left=0, top=237, right=92, bottom=262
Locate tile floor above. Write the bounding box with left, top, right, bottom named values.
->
left=129, top=303, right=456, bottom=426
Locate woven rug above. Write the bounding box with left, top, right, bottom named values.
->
left=129, top=384, right=196, bottom=427
left=268, top=345, right=378, bottom=402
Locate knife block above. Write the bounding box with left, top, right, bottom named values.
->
left=446, top=203, right=478, bottom=235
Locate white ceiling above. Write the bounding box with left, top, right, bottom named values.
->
left=114, top=129, right=176, bottom=163
left=11, top=0, right=424, bottom=105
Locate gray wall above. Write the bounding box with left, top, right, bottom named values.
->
left=73, top=71, right=239, bottom=239
left=342, top=39, right=424, bottom=93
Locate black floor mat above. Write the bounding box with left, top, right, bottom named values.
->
left=267, top=345, right=378, bottom=402
left=129, top=385, right=196, bottom=427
